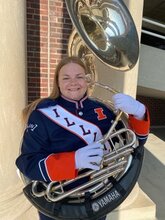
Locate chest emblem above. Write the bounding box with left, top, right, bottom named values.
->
left=94, top=108, right=107, bottom=120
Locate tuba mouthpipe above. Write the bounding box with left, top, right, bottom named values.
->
left=94, top=82, right=119, bottom=94
left=46, top=168, right=125, bottom=202
left=99, top=110, right=123, bottom=144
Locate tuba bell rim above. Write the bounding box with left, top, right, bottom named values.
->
left=65, top=0, right=139, bottom=71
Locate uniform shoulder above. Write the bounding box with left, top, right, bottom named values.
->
left=28, top=98, right=58, bottom=122
left=36, top=98, right=57, bottom=109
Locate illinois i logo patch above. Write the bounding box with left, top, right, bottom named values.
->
left=94, top=108, right=107, bottom=120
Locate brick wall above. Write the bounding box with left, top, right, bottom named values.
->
left=26, top=0, right=72, bottom=102
left=27, top=0, right=40, bottom=102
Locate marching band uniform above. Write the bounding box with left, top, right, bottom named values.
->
left=16, top=95, right=150, bottom=220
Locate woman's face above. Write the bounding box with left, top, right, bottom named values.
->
left=58, top=63, right=88, bottom=101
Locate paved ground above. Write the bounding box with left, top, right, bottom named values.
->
left=138, top=127, right=165, bottom=220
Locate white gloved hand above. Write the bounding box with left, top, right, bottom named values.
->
left=75, top=142, right=103, bottom=170
left=112, top=93, right=146, bottom=120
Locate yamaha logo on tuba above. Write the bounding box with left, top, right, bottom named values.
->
left=92, top=189, right=121, bottom=212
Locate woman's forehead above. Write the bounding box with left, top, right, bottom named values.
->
left=59, top=63, right=85, bottom=74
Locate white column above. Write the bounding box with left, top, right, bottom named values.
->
left=94, top=0, right=156, bottom=219
left=95, top=0, right=144, bottom=98
left=0, top=1, right=38, bottom=219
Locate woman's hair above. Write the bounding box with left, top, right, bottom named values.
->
left=22, top=56, right=88, bottom=124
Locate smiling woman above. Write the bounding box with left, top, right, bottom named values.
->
left=16, top=56, right=150, bottom=220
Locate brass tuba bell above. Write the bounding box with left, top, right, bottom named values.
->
left=67, top=0, right=139, bottom=72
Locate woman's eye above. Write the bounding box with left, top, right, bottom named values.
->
left=62, top=75, right=85, bottom=81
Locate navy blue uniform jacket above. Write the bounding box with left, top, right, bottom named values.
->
left=16, top=95, right=150, bottom=182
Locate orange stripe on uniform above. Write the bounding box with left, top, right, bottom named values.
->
left=128, top=109, right=150, bottom=135
left=45, top=152, right=77, bottom=181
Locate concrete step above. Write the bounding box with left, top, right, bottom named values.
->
left=107, top=186, right=156, bottom=220
left=138, top=133, right=165, bottom=220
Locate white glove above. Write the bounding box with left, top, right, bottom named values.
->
left=112, top=93, right=146, bottom=120
left=75, top=143, right=103, bottom=170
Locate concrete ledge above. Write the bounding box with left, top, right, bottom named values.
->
left=139, top=133, right=165, bottom=220
left=15, top=206, right=38, bottom=220
left=107, top=188, right=156, bottom=220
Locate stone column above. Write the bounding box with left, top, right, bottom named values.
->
left=0, top=1, right=37, bottom=219
left=94, top=0, right=156, bottom=219
left=94, top=0, right=145, bottom=97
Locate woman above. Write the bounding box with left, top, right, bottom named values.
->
left=16, top=56, right=150, bottom=220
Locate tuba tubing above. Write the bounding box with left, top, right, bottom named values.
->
left=30, top=127, right=136, bottom=202
left=26, top=102, right=137, bottom=201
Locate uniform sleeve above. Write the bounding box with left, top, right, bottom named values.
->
left=128, top=108, right=150, bottom=146
left=15, top=110, right=78, bottom=182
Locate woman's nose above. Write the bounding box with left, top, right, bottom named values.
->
left=70, top=78, right=78, bottom=84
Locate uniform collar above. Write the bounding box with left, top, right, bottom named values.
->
left=58, top=95, right=88, bottom=109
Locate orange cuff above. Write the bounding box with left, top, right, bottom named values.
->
left=45, top=152, right=78, bottom=181
left=128, top=109, right=150, bottom=135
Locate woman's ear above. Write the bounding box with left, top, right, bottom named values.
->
left=85, top=74, right=95, bottom=96
left=85, top=74, right=93, bottom=84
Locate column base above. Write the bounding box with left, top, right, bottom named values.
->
left=107, top=186, right=156, bottom=220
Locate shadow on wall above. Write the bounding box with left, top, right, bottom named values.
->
left=137, top=95, right=165, bottom=126
left=150, top=128, right=165, bottom=141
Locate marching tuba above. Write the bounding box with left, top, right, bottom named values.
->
left=23, top=1, right=142, bottom=220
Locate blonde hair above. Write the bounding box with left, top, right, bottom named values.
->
left=22, top=56, right=88, bottom=124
